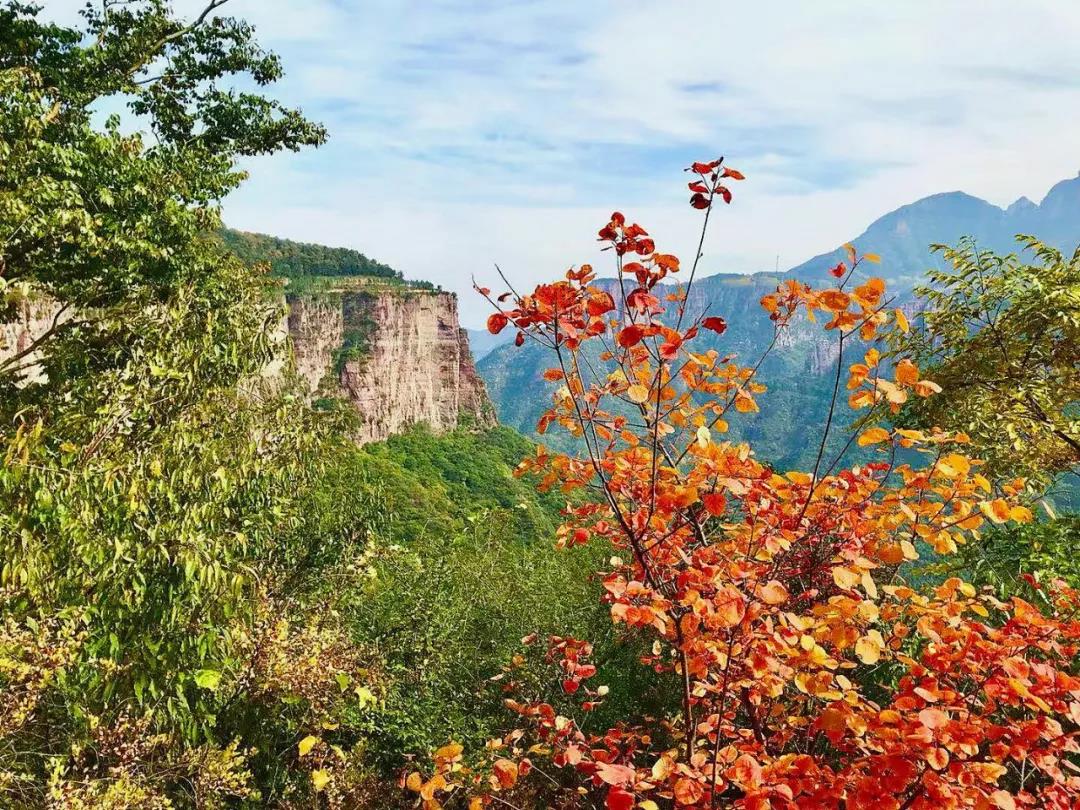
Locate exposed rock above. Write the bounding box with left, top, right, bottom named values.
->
left=287, top=289, right=495, bottom=443
left=0, top=297, right=69, bottom=385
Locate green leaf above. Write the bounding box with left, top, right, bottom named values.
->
left=193, top=669, right=221, bottom=690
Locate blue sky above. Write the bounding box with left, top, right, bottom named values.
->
left=49, top=0, right=1080, bottom=326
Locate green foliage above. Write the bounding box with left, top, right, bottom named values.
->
left=0, top=2, right=373, bottom=806
left=887, top=236, right=1080, bottom=485
left=289, top=425, right=666, bottom=770
left=220, top=227, right=402, bottom=281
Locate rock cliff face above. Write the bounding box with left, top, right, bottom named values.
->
left=287, top=289, right=495, bottom=443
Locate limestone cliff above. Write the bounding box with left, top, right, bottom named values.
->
left=287, top=289, right=495, bottom=443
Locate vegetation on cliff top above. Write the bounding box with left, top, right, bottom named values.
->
left=220, top=228, right=439, bottom=293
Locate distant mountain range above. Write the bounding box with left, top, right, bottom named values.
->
left=477, top=173, right=1080, bottom=468
left=787, top=172, right=1080, bottom=288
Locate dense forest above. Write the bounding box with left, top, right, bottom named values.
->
left=219, top=228, right=401, bottom=281
left=1, top=2, right=1078, bottom=809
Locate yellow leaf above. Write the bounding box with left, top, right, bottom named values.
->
left=435, top=743, right=464, bottom=761
left=855, top=630, right=885, bottom=665
left=298, top=735, right=319, bottom=757
left=863, top=252, right=881, bottom=264
left=833, top=567, right=860, bottom=590
left=627, top=384, right=650, bottom=404
left=857, top=427, right=890, bottom=447
left=696, top=425, right=711, bottom=448
left=311, top=770, right=331, bottom=792
left=406, top=772, right=423, bottom=792
left=640, top=802, right=661, bottom=810
left=1009, top=505, right=1033, bottom=523
left=937, top=453, right=970, bottom=478
left=861, top=570, right=878, bottom=600
left=895, top=308, right=909, bottom=333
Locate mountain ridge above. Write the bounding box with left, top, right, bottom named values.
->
left=477, top=172, right=1080, bottom=466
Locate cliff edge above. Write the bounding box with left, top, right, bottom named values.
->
left=287, top=289, right=495, bottom=443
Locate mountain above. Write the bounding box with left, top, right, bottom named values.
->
left=467, top=327, right=515, bottom=361
left=478, top=173, right=1080, bottom=467
left=788, top=172, right=1080, bottom=289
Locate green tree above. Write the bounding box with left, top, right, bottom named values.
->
left=887, top=236, right=1080, bottom=603
left=0, top=2, right=365, bottom=806
left=889, top=235, right=1080, bottom=485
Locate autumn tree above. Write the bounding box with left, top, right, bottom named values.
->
left=412, top=162, right=1080, bottom=810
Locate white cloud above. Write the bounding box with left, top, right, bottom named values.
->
left=35, top=0, right=1080, bottom=325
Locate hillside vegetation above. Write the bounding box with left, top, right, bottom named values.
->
left=220, top=228, right=401, bottom=280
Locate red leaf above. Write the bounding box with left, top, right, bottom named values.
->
left=689, top=158, right=722, bottom=174
left=605, top=787, right=634, bottom=810
left=659, top=340, right=681, bottom=360
left=487, top=313, right=509, bottom=334
left=702, top=492, right=726, bottom=516
left=722, top=167, right=745, bottom=180
left=830, top=262, right=846, bottom=278
left=617, top=325, right=644, bottom=348
left=588, top=291, right=616, bottom=317
left=701, top=316, right=728, bottom=335
left=514, top=331, right=525, bottom=347
left=688, top=181, right=709, bottom=193
left=562, top=678, right=579, bottom=694
left=718, top=185, right=733, bottom=204
left=689, top=193, right=711, bottom=210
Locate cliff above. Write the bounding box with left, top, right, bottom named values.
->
left=287, top=289, right=495, bottom=443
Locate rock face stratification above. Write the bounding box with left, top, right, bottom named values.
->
left=287, top=289, right=495, bottom=443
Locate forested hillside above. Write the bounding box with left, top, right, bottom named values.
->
left=220, top=227, right=402, bottom=280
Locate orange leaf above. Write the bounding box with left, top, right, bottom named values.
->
left=820, top=290, right=851, bottom=311
left=758, top=580, right=789, bottom=605
left=595, top=762, right=636, bottom=787
left=857, top=427, right=890, bottom=447
left=734, top=392, right=758, bottom=413
left=493, top=759, right=518, bottom=789
left=919, top=708, right=949, bottom=730
left=895, top=359, right=919, bottom=386
left=674, top=777, right=704, bottom=805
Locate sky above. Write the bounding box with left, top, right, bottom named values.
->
left=47, top=0, right=1080, bottom=326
